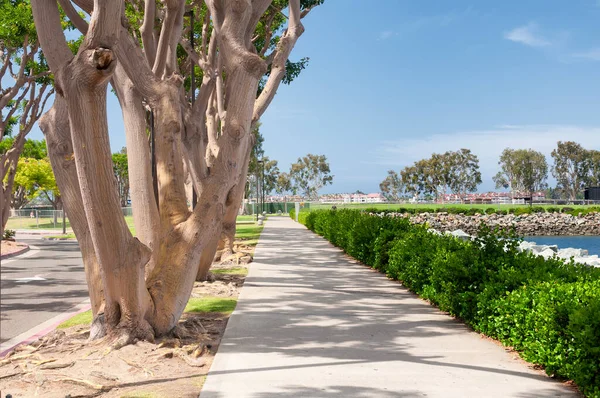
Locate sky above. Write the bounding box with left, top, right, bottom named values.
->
left=26, top=0, right=600, bottom=194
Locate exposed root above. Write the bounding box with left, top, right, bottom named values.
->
left=40, top=361, right=74, bottom=370
left=56, top=377, right=113, bottom=391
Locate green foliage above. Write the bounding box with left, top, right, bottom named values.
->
left=112, top=148, right=129, bottom=207
left=493, top=148, right=548, bottom=194
left=2, top=229, right=16, bottom=240
left=301, top=209, right=600, bottom=396
left=288, top=153, right=333, bottom=199
left=13, top=157, right=60, bottom=207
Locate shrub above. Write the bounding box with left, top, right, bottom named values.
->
left=2, top=229, right=16, bottom=240
left=300, top=209, right=600, bottom=396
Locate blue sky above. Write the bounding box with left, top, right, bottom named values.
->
left=27, top=0, right=600, bottom=194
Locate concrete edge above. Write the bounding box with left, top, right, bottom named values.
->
left=0, top=244, right=30, bottom=260
left=0, top=299, right=91, bottom=357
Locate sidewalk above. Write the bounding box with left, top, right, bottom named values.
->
left=202, top=216, right=578, bottom=398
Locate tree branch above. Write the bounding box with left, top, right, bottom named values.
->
left=252, top=0, right=304, bottom=123
left=140, top=0, right=158, bottom=67
left=57, top=0, right=89, bottom=34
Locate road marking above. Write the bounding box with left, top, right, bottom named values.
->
left=13, top=275, right=47, bottom=283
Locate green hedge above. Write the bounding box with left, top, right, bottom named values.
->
left=299, top=209, right=600, bottom=397
left=348, top=206, right=600, bottom=217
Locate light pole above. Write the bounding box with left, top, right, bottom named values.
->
left=256, top=159, right=263, bottom=222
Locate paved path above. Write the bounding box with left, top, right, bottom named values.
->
left=202, top=216, right=578, bottom=398
left=1, top=236, right=88, bottom=344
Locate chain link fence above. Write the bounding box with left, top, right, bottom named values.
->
left=6, top=207, right=135, bottom=231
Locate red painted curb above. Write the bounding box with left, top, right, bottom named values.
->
left=0, top=244, right=30, bottom=260
left=0, top=303, right=91, bottom=357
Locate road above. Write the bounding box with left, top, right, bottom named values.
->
left=0, top=236, right=88, bottom=344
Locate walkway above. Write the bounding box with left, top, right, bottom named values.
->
left=202, top=216, right=578, bottom=398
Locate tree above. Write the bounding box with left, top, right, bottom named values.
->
left=31, top=0, right=323, bottom=343
left=448, top=148, right=481, bottom=198
left=551, top=141, right=589, bottom=200
left=289, top=154, right=333, bottom=199
left=379, top=170, right=403, bottom=201
left=13, top=157, right=60, bottom=210
left=0, top=0, right=53, bottom=236
left=585, top=149, right=600, bottom=188
left=493, top=148, right=548, bottom=198
left=112, top=148, right=129, bottom=207
left=275, top=172, right=292, bottom=195
left=400, top=165, right=423, bottom=200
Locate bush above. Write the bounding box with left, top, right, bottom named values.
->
left=2, top=229, right=16, bottom=240
left=300, top=209, right=600, bottom=396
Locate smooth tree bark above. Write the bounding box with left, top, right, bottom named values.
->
left=31, top=0, right=320, bottom=344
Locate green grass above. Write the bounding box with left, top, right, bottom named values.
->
left=45, top=233, right=76, bottom=240
left=184, top=297, right=237, bottom=313
left=57, top=310, right=93, bottom=329
left=210, top=267, right=248, bottom=275
left=235, top=222, right=263, bottom=246
left=57, top=297, right=238, bottom=329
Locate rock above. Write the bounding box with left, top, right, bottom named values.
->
left=450, top=229, right=471, bottom=241
left=557, top=248, right=589, bottom=259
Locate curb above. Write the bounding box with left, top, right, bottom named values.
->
left=0, top=299, right=91, bottom=357
left=43, top=237, right=76, bottom=241
left=0, top=244, right=30, bottom=260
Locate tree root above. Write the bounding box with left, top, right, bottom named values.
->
left=56, top=377, right=113, bottom=392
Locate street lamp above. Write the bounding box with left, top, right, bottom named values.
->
left=256, top=159, right=263, bottom=222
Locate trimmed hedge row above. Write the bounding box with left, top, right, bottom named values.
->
left=360, top=206, right=600, bottom=217
left=296, top=209, right=600, bottom=397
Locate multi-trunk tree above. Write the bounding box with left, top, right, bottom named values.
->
left=551, top=141, right=590, bottom=201
left=493, top=148, right=548, bottom=198
left=0, top=0, right=53, bottom=236
left=379, top=170, right=403, bottom=201
left=394, top=149, right=481, bottom=202
left=31, top=0, right=322, bottom=345
left=288, top=153, right=333, bottom=199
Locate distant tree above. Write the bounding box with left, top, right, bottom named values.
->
left=494, top=148, right=548, bottom=199
left=112, top=148, right=129, bottom=207
left=13, top=158, right=60, bottom=210
left=275, top=172, right=292, bottom=195
left=586, top=149, right=600, bottom=187
left=0, top=0, right=53, bottom=236
left=400, top=164, right=423, bottom=200
left=448, top=149, right=481, bottom=197
left=379, top=170, right=404, bottom=201
left=289, top=154, right=333, bottom=199
left=551, top=141, right=589, bottom=200
left=245, top=124, right=265, bottom=200
left=249, top=156, right=280, bottom=200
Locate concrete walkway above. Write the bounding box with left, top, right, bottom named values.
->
left=202, top=217, right=578, bottom=398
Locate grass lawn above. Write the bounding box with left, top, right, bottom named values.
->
left=210, top=267, right=248, bottom=276
left=234, top=222, right=263, bottom=246
left=57, top=296, right=238, bottom=328
left=42, top=215, right=262, bottom=241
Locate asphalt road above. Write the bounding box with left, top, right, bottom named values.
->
left=0, top=236, right=88, bottom=343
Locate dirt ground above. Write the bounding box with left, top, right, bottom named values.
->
left=0, top=246, right=253, bottom=398
left=1, top=240, right=29, bottom=258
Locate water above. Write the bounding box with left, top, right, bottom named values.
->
left=524, top=236, right=600, bottom=256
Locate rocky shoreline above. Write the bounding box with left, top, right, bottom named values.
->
left=386, top=211, right=600, bottom=236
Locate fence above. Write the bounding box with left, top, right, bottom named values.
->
left=243, top=202, right=310, bottom=215
left=7, top=209, right=67, bottom=231
left=6, top=207, right=136, bottom=231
